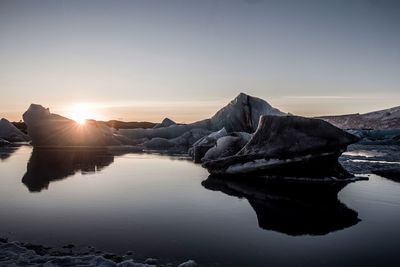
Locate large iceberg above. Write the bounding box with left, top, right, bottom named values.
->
left=0, top=118, right=30, bottom=142
left=202, top=115, right=359, bottom=179
left=118, top=93, right=285, bottom=141
left=23, top=104, right=131, bottom=147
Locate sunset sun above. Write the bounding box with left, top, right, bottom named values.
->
left=68, top=103, right=96, bottom=125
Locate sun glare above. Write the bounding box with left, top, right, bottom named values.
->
left=74, top=115, right=87, bottom=125
left=68, top=103, right=96, bottom=125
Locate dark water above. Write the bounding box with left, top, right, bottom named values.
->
left=1, top=146, right=400, bottom=267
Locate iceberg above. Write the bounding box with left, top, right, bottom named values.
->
left=144, top=128, right=211, bottom=153
left=23, top=104, right=131, bottom=147
left=118, top=93, right=285, bottom=141
left=202, top=132, right=251, bottom=162
left=188, top=128, right=228, bottom=162
left=202, top=115, right=359, bottom=179
left=0, top=118, right=30, bottom=142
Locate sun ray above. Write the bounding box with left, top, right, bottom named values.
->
left=67, top=103, right=97, bottom=125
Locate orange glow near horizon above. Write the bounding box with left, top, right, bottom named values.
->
left=66, top=103, right=97, bottom=125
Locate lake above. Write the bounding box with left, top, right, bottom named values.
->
left=1, top=145, right=400, bottom=267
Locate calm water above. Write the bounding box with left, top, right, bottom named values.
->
left=1, top=146, right=400, bottom=267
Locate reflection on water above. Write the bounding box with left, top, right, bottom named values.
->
left=2, top=146, right=400, bottom=266
left=21, top=147, right=361, bottom=235
left=202, top=176, right=360, bottom=235
left=20, top=148, right=193, bottom=192
left=22, top=148, right=114, bottom=192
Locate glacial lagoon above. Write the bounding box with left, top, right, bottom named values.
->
left=1, top=145, right=400, bottom=267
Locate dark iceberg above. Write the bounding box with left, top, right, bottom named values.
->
left=203, top=115, right=359, bottom=179
left=23, top=104, right=131, bottom=147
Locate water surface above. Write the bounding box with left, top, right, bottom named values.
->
left=1, top=146, right=400, bottom=266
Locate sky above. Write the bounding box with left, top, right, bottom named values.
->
left=0, top=0, right=399, bottom=122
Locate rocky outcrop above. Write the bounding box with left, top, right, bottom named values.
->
left=0, top=118, right=30, bottom=142
left=153, top=118, right=176, bottom=128
left=203, top=115, right=359, bottom=179
left=23, top=104, right=130, bottom=147
left=118, top=93, right=285, bottom=141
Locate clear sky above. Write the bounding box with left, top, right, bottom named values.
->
left=1, top=0, right=399, bottom=122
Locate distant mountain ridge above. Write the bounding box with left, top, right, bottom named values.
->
left=105, top=120, right=156, bottom=130
left=318, top=106, right=400, bottom=129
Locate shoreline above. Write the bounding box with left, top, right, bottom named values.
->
left=0, top=237, right=197, bottom=267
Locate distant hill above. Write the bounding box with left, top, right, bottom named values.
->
left=104, top=120, right=157, bottom=130
left=318, top=106, right=400, bottom=129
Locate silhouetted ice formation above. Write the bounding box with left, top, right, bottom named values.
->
left=22, top=148, right=114, bottom=192
left=202, top=176, right=360, bottom=235
left=23, top=104, right=131, bottom=146
left=0, top=118, right=30, bottom=142
left=202, top=132, right=252, bottom=160
left=202, top=115, right=359, bottom=179
left=118, top=93, right=285, bottom=141
left=21, top=93, right=361, bottom=179
left=143, top=128, right=211, bottom=153
left=22, top=93, right=284, bottom=150
left=188, top=128, right=228, bottom=162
